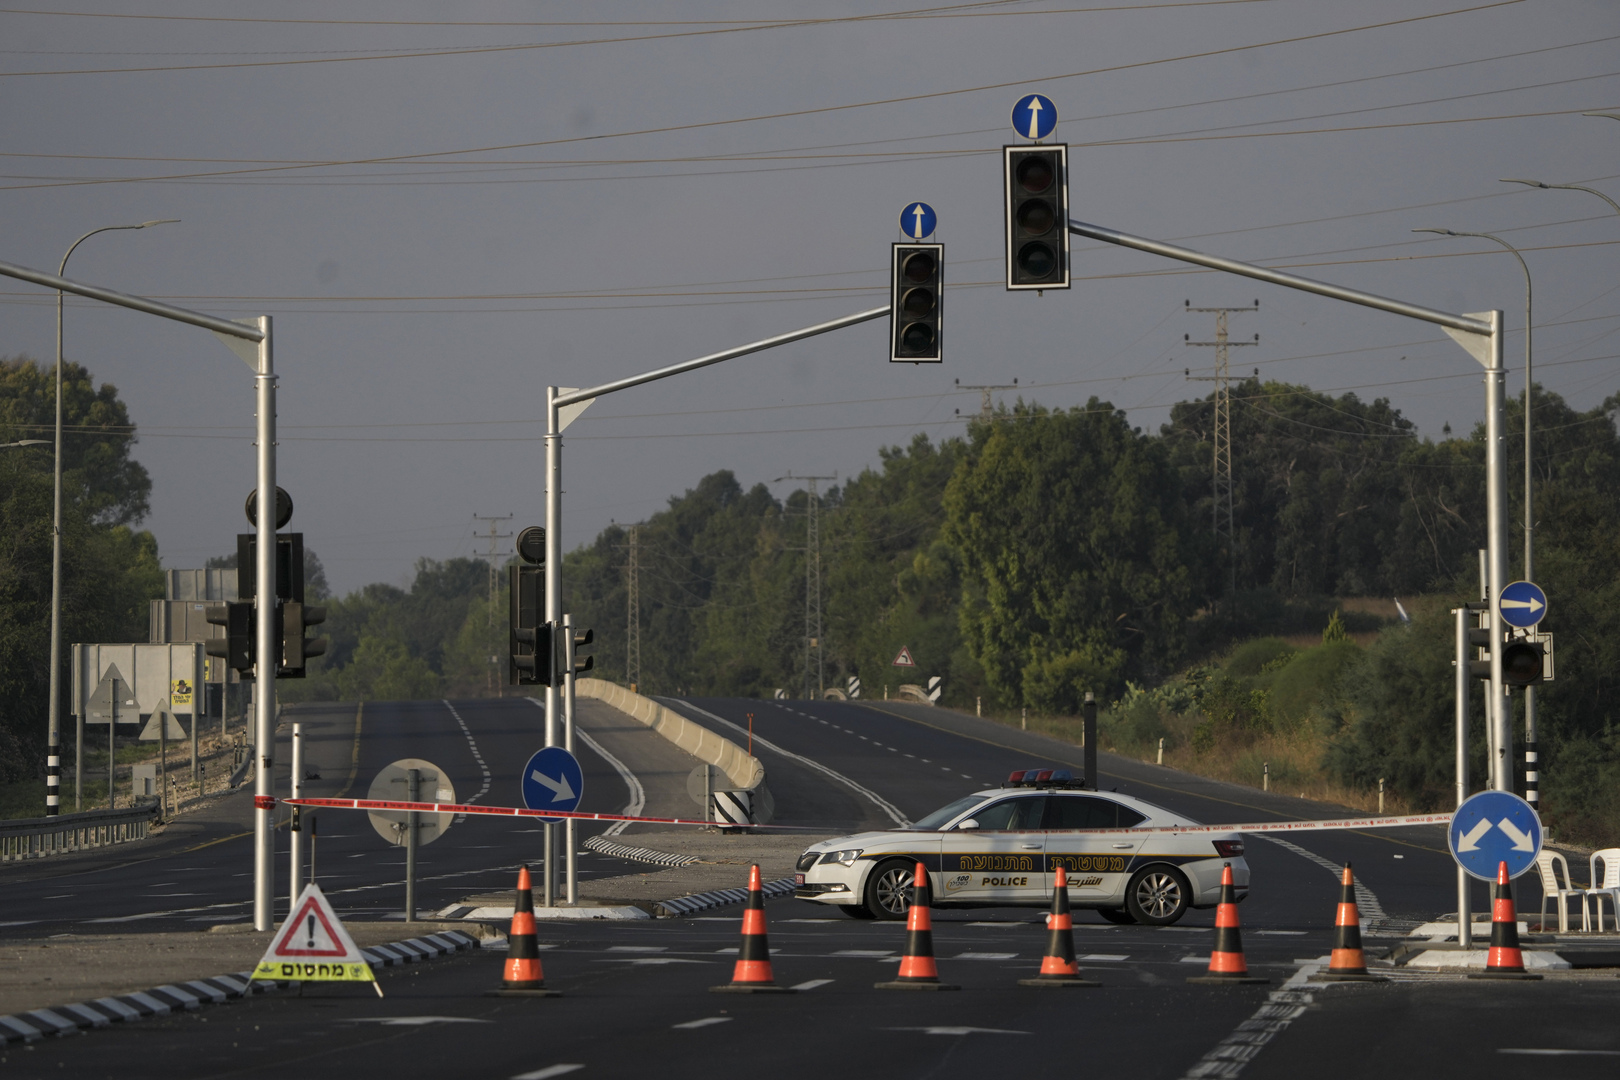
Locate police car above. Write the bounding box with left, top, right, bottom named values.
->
left=794, top=768, right=1249, bottom=923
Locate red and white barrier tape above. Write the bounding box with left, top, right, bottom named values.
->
left=281, top=796, right=1450, bottom=836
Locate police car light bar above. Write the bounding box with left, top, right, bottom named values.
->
left=1006, top=768, right=1078, bottom=788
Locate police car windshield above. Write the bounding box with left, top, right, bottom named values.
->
left=908, top=794, right=991, bottom=831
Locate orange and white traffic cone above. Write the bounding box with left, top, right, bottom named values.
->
left=711, top=865, right=794, bottom=994
left=876, top=861, right=960, bottom=991
left=1188, top=863, right=1269, bottom=985
left=1469, top=860, right=1543, bottom=981
left=486, top=866, right=561, bottom=997
left=1019, top=866, right=1099, bottom=988
left=1312, top=863, right=1387, bottom=983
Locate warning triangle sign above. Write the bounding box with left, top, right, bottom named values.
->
left=252, top=883, right=377, bottom=986
left=892, top=646, right=916, bottom=668
left=87, top=665, right=137, bottom=724
left=138, top=700, right=189, bottom=742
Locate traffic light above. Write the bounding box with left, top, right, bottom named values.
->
left=890, top=243, right=943, bottom=363
left=204, top=602, right=254, bottom=674
left=1003, top=145, right=1070, bottom=290
left=1467, top=611, right=1545, bottom=686
left=279, top=600, right=328, bottom=678
left=570, top=627, right=594, bottom=676
left=237, top=531, right=306, bottom=602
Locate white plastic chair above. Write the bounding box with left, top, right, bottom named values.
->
left=1535, top=850, right=1589, bottom=934
left=1588, top=849, right=1620, bottom=933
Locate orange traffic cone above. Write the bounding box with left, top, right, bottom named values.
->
left=1188, top=862, right=1269, bottom=985
left=876, top=861, right=960, bottom=991
left=1019, top=866, right=1099, bottom=988
left=1312, top=863, right=1387, bottom=983
left=486, top=866, right=561, bottom=997
left=711, top=865, right=794, bottom=994
left=1469, top=860, right=1543, bottom=981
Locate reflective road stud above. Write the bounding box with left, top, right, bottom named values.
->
left=876, top=861, right=959, bottom=991
left=1312, top=863, right=1387, bottom=983
left=487, top=866, right=560, bottom=997
left=1188, top=863, right=1269, bottom=985
left=1019, top=866, right=1099, bottom=987
left=711, top=865, right=794, bottom=994
left=1469, top=860, right=1543, bottom=981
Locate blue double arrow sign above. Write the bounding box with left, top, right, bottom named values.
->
left=1448, top=790, right=1542, bottom=881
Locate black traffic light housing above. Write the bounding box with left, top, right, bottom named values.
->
left=891, top=243, right=943, bottom=363
left=237, top=532, right=306, bottom=603
left=1466, top=609, right=1544, bottom=686
left=204, top=602, right=254, bottom=674
left=569, top=627, right=594, bottom=676
left=1003, top=144, right=1070, bottom=290
left=509, top=525, right=551, bottom=686
left=280, top=601, right=328, bottom=678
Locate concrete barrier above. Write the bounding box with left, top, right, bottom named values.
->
left=575, top=679, right=772, bottom=822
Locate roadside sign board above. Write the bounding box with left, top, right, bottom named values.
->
left=1448, top=790, right=1542, bottom=881
left=522, top=746, right=584, bottom=822
left=252, top=883, right=375, bottom=984
left=1011, top=94, right=1058, bottom=140
left=892, top=646, right=916, bottom=668
left=899, top=201, right=938, bottom=240
left=1498, top=580, right=1548, bottom=629
left=365, top=758, right=456, bottom=846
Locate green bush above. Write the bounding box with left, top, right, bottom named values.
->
left=1224, top=637, right=1295, bottom=678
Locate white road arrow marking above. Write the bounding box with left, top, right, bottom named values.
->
left=1456, top=819, right=1492, bottom=852
left=1497, top=818, right=1536, bottom=851
left=1500, top=597, right=1544, bottom=612
left=530, top=769, right=575, bottom=803
left=1024, top=98, right=1043, bottom=139
left=911, top=204, right=927, bottom=238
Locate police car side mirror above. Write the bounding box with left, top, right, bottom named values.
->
left=956, top=818, right=980, bottom=831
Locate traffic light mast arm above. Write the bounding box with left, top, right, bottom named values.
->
left=1065, top=214, right=1511, bottom=791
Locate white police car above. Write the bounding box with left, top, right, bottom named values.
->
left=794, top=768, right=1249, bottom=923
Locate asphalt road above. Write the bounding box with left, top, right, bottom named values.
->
left=6, top=693, right=1613, bottom=1079
left=0, top=698, right=640, bottom=936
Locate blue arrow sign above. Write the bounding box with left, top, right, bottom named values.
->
left=521, top=746, right=584, bottom=822
left=900, top=201, right=938, bottom=240
left=1011, top=94, right=1058, bottom=141
left=1498, top=580, right=1548, bottom=629
left=1449, top=790, right=1542, bottom=881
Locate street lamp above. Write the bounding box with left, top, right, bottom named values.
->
left=51, top=218, right=178, bottom=815
left=1, top=439, right=51, bottom=449
left=1414, top=225, right=1536, bottom=800
left=1500, top=177, right=1620, bottom=217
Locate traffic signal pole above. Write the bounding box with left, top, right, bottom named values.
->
left=1065, top=218, right=1511, bottom=791
left=539, top=305, right=887, bottom=902
left=0, top=258, right=283, bottom=922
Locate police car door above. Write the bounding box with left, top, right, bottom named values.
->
left=1043, top=795, right=1145, bottom=904
left=937, top=795, right=1048, bottom=904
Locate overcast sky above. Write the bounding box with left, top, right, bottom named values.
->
left=3, top=0, right=1616, bottom=595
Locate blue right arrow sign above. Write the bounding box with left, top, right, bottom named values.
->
left=1498, top=580, right=1547, bottom=629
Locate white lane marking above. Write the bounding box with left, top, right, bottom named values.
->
left=791, top=979, right=834, bottom=991
left=573, top=725, right=645, bottom=839
left=833, top=949, right=894, bottom=957
left=1254, top=930, right=1306, bottom=936
left=954, top=952, right=1017, bottom=960
left=348, top=1016, right=493, bottom=1026
left=1177, top=961, right=1318, bottom=1079
left=1081, top=953, right=1129, bottom=962
left=607, top=945, right=665, bottom=952
left=888, top=1027, right=1030, bottom=1036
left=601, top=958, right=710, bottom=965
left=443, top=700, right=491, bottom=822
left=673, top=1017, right=732, bottom=1030
left=511, top=1066, right=586, bottom=1080
left=1499, top=1050, right=1620, bottom=1056
left=663, top=700, right=909, bottom=827
left=1259, top=836, right=1387, bottom=920
left=1179, top=956, right=1211, bottom=963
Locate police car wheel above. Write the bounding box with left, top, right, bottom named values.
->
left=1095, top=907, right=1136, bottom=925
left=864, top=859, right=915, bottom=920
left=1125, top=866, right=1190, bottom=926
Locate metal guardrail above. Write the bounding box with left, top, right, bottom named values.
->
left=0, top=803, right=159, bottom=862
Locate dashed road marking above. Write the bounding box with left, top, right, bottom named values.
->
left=673, top=1017, right=732, bottom=1030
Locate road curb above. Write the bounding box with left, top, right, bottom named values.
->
left=654, top=877, right=796, bottom=918
left=0, top=929, right=482, bottom=1045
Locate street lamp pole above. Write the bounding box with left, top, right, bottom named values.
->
left=52, top=219, right=178, bottom=815
left=1415, top=227, right=1532, bottom=797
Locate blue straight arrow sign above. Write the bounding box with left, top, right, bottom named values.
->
left=1010, top=94, right=1058, bottom=141
left=900, top=201, right=937, bottom=240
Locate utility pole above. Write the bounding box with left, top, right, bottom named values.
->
left=776, top=472, right=836, bottom=700
left=472, top=514, right=513, bottom=694
left=1184, top=300, right=1259, bottom=598
left=953, top=377, right=1019, bottom=422
left=626, top=524, right=641, bottom=692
